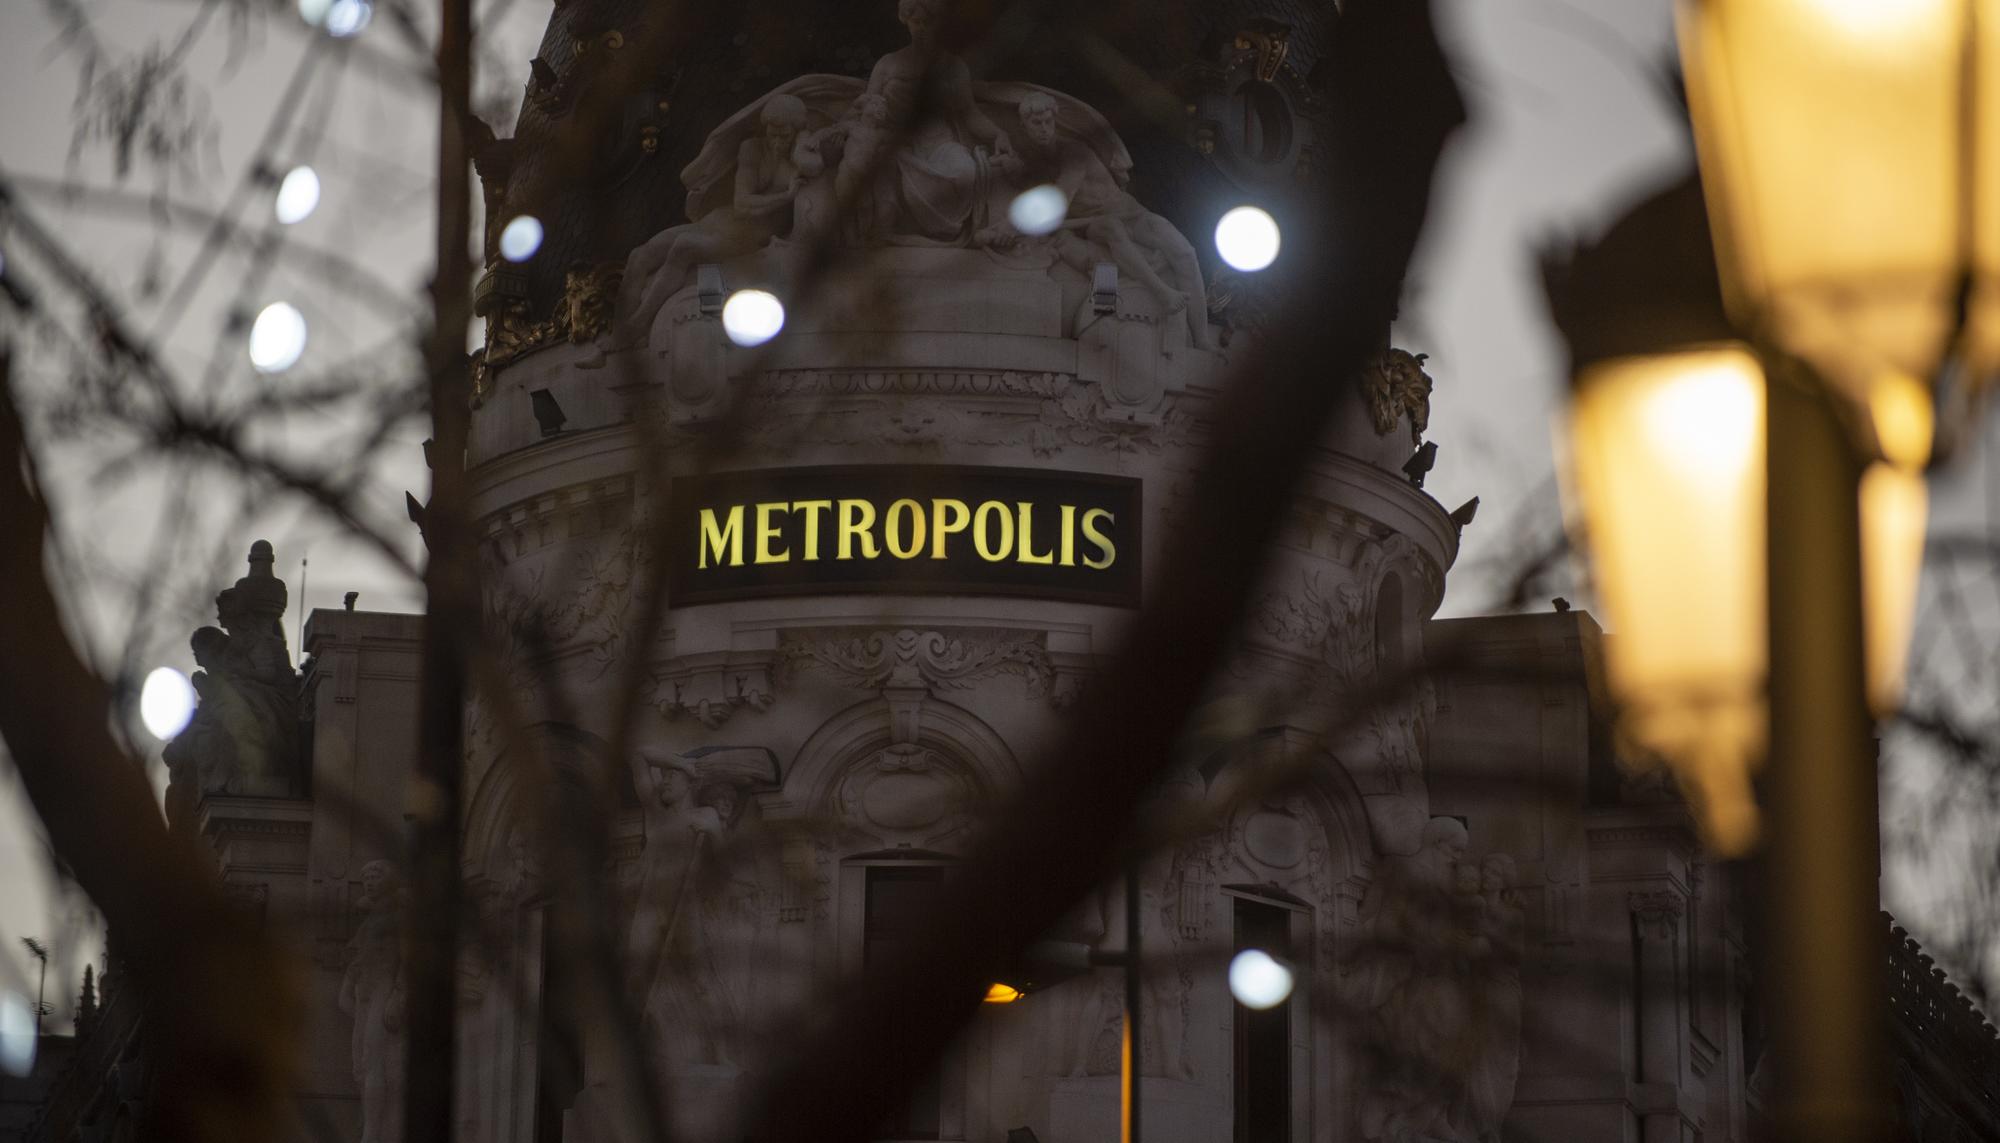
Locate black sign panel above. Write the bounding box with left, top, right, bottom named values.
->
left=666, top=465, right=1142, bottom=607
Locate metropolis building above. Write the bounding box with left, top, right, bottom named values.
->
left=28, top=1, right=2000, bottom=1142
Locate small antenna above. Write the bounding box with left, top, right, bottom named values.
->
left=296, top=554, right=309, bottom=663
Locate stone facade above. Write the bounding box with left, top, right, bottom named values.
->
left=35, top=8, right=1999, bottom=1143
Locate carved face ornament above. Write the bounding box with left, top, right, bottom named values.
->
left=1020, top=99, right=1058, bottom=149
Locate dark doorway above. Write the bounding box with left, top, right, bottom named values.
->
left=1233, top=896, right=1294, bottom=1143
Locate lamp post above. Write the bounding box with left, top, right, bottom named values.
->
left=1678, top=3, right=1995, bottom=1138
left=1557, top=3, right=1998, bottom=1140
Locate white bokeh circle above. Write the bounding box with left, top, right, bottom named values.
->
left=249, top=302, right=308, bottom=374
left=275, top=165, right=321, bottom=225
left=1228, top=948, right=1295, bottom=1010
left=1007, top=184, right=1068, bottom=236
left=1214, top=205, right=1281, bottom=272
left=722, top=289, right=786, bottom=347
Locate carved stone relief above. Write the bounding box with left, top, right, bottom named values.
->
left=781, top=627, right=1056, bottom=700
left=548, top=1, right=1219, bottom=382
left=1345, top=819, right=1526, bottom=1143
left=723, top=368, right=1202, bottom=458
left=340, top=860, right=407, bottom=1143
left=1247, top=534, right=1436, bottom=789
left=832, top=744, right=982, bottom=849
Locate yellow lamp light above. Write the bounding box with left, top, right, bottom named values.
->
left=1568, top=345, right=1768, bottom=854
left=1568, top=345, right=1932, bottom=853
left=1859, top=372, right=1935, bottom=712
left=1678, top=0, right=1998, bottom=395
left=983, top=983, right=1024, bottom=1004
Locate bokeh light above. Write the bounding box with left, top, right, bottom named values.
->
left=499, top=215, right=545, bottom=263
left=274, top=165, right=321, bottom=226
left=323, top=0, right=373, bottom=37
left=0, top=994, right=35, bottom=1078
left=722, top=289, right=785, bottom=347
left=1007, top=185, right=1068, bottom=236
left=248, top=302, right=308, bottom=374
left=1228, top=948, right=1294, bottom=1010
left=1214, top=205, right=1281, bottom=272
left=140, top=667, right=198, bottom=741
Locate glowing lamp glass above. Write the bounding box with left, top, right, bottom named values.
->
left=1858, top=371, right=1934, bottom=714
left=1008, top=185, right=1068, bottom=236
left=1214, top=206, right=1280, bottom=272
left=1567, top=346, right=1767, bottom=854
left=1227, top=948, right=1294, bottom=1010
left=248, top=302, right=308, bottom=374
left=983, top=983, right=1024, bottom=1004
left=297, top=0, right=335, bottom=26
left=499, top=215, right=544, bottom=263
left=274, top=166, right=320, bottom=225
left=721, top=289, right=785, bottom=347
left=1678, top=0, right=1997, bottom=392
left=140, top=667, right=199, bottom=740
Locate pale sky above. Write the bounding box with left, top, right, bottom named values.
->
left=0, top=0, right=1992, bottom=1023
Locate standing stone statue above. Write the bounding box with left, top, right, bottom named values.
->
left=1348, top=816, right=1471, bottom=1143
left=163, top=540, right=301, bottom=818
left=863, top=0, right=1015, bottom=241
left=586, top=95, right=814, bottom=363
left=627, top=752, right=732, bottom=1071
left=339, top=861, right=406, bottom=1143
left=989, top=91, right=1214, bottom=349
left=1463, top=854, right=1524, bottom=1142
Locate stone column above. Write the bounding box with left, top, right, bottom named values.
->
left=1631, top=891, right=1688, bottom=1143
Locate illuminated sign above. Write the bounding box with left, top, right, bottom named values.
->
left=667, top=466, right=1141, bottom=607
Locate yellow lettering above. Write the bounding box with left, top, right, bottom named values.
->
left=754, top=502, right=790, bottom=564
left=792, top=500, right=832, bottom=561
left=698, top=505, right=744, bottom=569
left=931, top=498, right=971, bottom=559
left=1059, top=504, right=1077, bottom=566
left=885, top=498, right=926, bottom=559
left=973, top=500, right=1015, bottom=562
left=1081, top=508, right=1116, bottom=569
left=838, top=499, right=879, bottom=560
left=1016, top=502, right=1054, bottom=565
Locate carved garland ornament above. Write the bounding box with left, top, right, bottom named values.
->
left=781, top=628, right=1055, bottom=698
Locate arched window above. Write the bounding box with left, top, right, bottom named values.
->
left=1375, top=571, right=1411, bottom=675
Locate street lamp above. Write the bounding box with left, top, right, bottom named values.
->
left=1551, top=3, right=2000, bottom=1138
left=1678, top=0, right=2000, bottom=395
left=1678, top=0, right=1994, bottom=720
